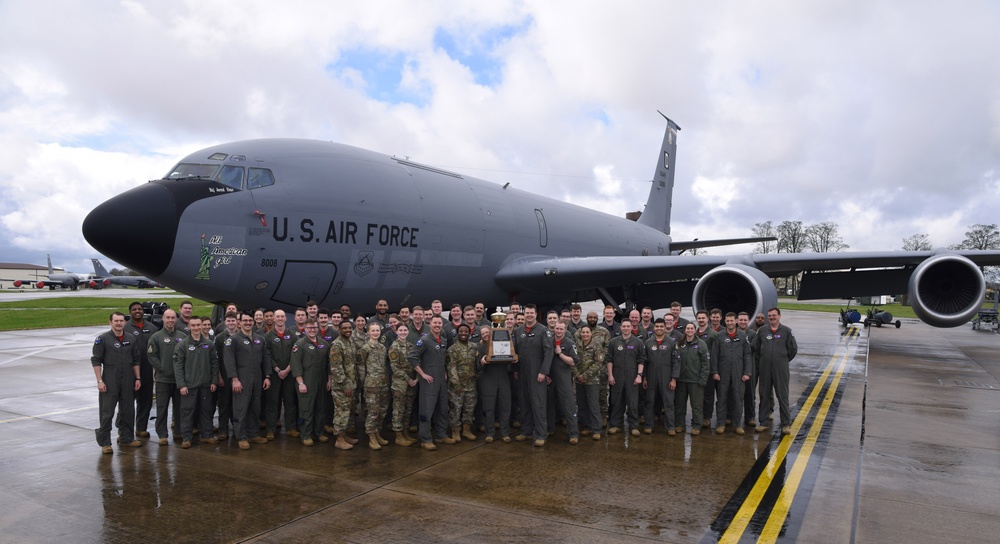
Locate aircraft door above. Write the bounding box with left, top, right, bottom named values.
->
left=270, top=260, right=338, bottom=307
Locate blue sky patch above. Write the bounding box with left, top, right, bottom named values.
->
left=433, top=20, right=531, bottom=88
left=328, top=48, right=428, bottom=107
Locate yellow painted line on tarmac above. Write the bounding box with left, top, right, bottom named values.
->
left=0, top=405, right=96, bottom=424
left=758, top=348, right=853, bottom=542
left=719, top=327, right=858, bottom=543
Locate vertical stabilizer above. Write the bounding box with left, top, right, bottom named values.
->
left=92, top=259, right=111, bottom=277
left=636, top=113, right=680, bottom=235
left=47, top=254, right=54, bottom=274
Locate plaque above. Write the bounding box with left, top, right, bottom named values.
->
left=486, top=307, right=517, bottom=363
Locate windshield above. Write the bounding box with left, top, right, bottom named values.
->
left=166, top=163, right=220, bottom=180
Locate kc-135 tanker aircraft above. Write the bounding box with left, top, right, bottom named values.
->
left=83, top=114, right=1000, bottom=326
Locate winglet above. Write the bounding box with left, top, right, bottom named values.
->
left=636, top=113, right=680, bottom=235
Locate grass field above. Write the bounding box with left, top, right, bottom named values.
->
left=0, top=297, right=215, bottom=331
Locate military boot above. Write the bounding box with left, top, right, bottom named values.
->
left=375, top=432, right=389, bottom=446
left=451, top=426, right=462, bottom=443
left=402, top=428, right=417, bottom=443
left=368, top=433, right=382, bottom=450
left=462, top=423, right=477, bottom=441
left=395, top=431, right=416, bottom=447
left=334, top=434, right=354, bottom=450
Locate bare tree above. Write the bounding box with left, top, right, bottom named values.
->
left=776, top=221, right=806, bottom=294
left=956, top=223, right=1000, bottom=250
left=805, top=221, right=849, bottom=253
left=751, top=221, right=777, bottom=254
left=776, top=221, right=806, bottom=253
left=902, top=233, right=932, bottom=251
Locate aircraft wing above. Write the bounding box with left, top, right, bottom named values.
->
left=498, top=250, right=1000, bottom=291
left=496, top=249, right=1000, bottom=326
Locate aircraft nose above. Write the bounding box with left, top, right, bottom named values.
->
left=82, top=182, right=178, bottom=277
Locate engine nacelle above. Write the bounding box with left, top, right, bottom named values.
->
left=36, top=281, right=45, bottom=289
left=692, top=264, right=778, bottom=318
left=13, top=280, right=22, bottom=288
left=908, top=253, right=985, bottom=327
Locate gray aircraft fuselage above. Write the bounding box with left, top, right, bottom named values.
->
left=83, top=139, right=669, bottom=311
left=83, top=118, right=1000, bottom=327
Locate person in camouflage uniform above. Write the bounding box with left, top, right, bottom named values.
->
left=576, top=311, right=611, bottom=428
left=359, top=323, right=390, bottom=450
left=328, top=321, right=359, bottom=450
left=389, top=323, right=417, bottom=446
left=574, top=325, right=605, bottom=439
left=446, top=324, right=479, bottom=442
left=290, top=320, right=331, bottom=446
left=349, top=314, right=368, bottom=434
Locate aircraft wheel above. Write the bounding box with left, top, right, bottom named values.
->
left=894, top=321, right=901, bottom=329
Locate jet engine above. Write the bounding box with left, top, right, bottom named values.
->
left=907, top=253, right=985, bottom=328
left=692, top=264, right=777, bottom=318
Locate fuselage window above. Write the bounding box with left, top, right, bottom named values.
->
left=217, top=165, right=244, bottom=189
left=248, top=168, right=275, bottom=189
left=166, top=163, right=219, bottom=180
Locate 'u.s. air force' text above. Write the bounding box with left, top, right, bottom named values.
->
left=272, top=217, right=418, bottom=247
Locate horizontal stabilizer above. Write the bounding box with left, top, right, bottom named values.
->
left=670, top=236, right=777, bottom=253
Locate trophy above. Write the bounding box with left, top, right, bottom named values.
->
left=485, top=307, right=517, bottom=363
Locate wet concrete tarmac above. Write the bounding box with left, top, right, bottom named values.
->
left=0, top=311, right=997, bottom=543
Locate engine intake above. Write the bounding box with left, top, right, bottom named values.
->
left=908, top=253, right=985, bottom=327
left=692, top=264, right=777, bottom=318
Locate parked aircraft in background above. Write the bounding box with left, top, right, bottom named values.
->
left=2, top=254, right=94, bottom=290
left=89, top=259, right=163, bottom=289
left=82, top=114, right=1000, bottom=326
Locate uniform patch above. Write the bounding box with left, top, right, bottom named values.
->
left=650, top=346, right=657, bottom=351
left=243, top=339, right=251, bottom=345
left=416, top=339, right=424, bottom=347
left=272, top=337, right=281, bottom=342
left=114, top=342, right=121, bottom=348
left=94, top=337, right=102, bottom=344
left=147, top=346, right=154, bottom=353
left=292, top=345, right=300, bottom=352
left=617, top=345, right=624, bottom=351
left=164, top=338, right=171, bottom=343
left=188, top=345, right=196, bottom=351
left=132, top=330, right=139, bottom=336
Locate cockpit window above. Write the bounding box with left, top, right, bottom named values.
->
left=166, top=163, right=220, bottom=180
left=248, top=168, right=275, bottom=189
left=217, top=165, right=244, bottom=189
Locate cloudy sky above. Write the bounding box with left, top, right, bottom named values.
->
left=2, top=1, right=999, bottom=274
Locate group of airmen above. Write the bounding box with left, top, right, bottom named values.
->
left=91, top=298, right=797, bottom=454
